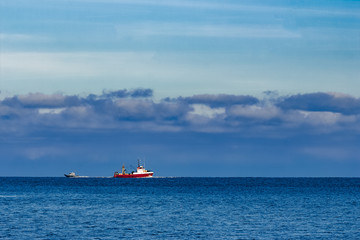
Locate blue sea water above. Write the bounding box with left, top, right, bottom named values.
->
left=0, top=178, right=359, bottom=239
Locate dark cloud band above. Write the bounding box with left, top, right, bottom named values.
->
left=0, top=90, right=359, bottom=134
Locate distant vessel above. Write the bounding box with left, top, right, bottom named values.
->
left=113, top=160, right=154, bottom=178
left=64, top=172, right=79, bottom=178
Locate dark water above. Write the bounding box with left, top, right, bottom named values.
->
left=1, top=178, right=360, bottom=239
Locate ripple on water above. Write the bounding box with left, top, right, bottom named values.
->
left=0, top=177, right=360, bottom=239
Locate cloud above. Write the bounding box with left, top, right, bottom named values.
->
left=1, top=90, right=360, bottom=135
left=102, top=89, right=153, bottom=98
left=227, top=105, right=280, bottom=120
left=116, top=23, right=301, bottom=39
left=2, top=93, right=80, bottom=108
left=69, top=0, right=360, bottom=17
left=2, top=89, right=360, bottom=177
left=174, top=94, right=259, bottom=108
left=0, top=33, right=49, bottom=42
left=277, top=92, right=360, bottom=115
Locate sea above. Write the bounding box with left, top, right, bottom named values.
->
left=0, top=177, right=359, bottom=239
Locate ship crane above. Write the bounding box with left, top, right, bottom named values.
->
left=113, top=160, right=154, bottom=178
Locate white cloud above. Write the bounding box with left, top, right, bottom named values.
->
left=18, top=93, right=66, bottom=106
left=298, top=111, right=356, bottom=126
left=0, top=33, right=49, bottom=41
left=116, top=23, right=301, bottom=39
left=0, top=52, right=155, bottom=76
left=228, top=105, right=280, bottom=120
left=0, top=51, right=163, bottom=94
left=69, top=0, right=360, bottom=17
left=38, top=108, right=65, bottom=114
left=188, top=104, right=225, bottom=119
left=0, top=51, right=266, bottom=98
left=281, top=110, right=357, bottom=128
left=1, top=90, right=360, bottom=135
left=327, top=92, right=353, bottom=99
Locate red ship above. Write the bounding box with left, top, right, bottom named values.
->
left=113, top=160, right=154, bottom=178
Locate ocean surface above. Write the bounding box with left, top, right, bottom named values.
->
left=1, top=177, right=359, bottom=239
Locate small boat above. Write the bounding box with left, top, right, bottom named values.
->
left=64, top=172, right=79, bottom=178
left=113, top=160, right=154, bottom=178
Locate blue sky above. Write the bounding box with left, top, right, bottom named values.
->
left=0, top=0, right=360, bottom=176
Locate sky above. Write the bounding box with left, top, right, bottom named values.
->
left=0, top=0, right=360, bottom=176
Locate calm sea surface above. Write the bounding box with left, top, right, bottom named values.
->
left=1, top=177, right=359, bottom=239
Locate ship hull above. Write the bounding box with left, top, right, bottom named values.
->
left=65, top=174, right=75, bottom=178
left=113, top=173, right=153, bottom=178
left=64, top=173, right=79, bottom=178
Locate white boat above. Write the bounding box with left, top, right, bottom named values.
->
left=64, top=172, right=79, bottom=178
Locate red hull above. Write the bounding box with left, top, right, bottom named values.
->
left=113, top=173, right=153, bottom=178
